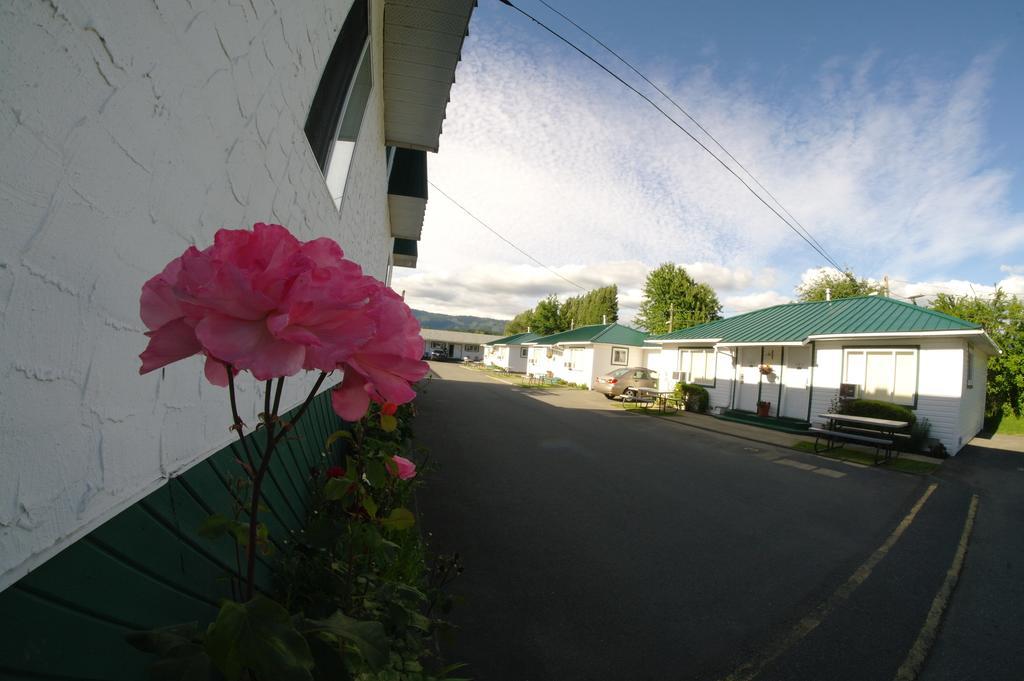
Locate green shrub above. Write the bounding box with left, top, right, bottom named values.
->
left=837, top=398, right=916, bottom=424
left=674, top=382, right=710, bottom=413
left=905, top=417, right=931, bottom=453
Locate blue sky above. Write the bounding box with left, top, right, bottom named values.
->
left=393, top=0, right=1024, bottom=322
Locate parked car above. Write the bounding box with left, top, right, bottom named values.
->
left=428, top=348, right=448, bottom=361
left=592, top=367, right=659, bottom=399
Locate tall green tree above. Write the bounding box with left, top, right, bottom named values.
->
left=634, top=264, right=722, bottom=334
left=931, top=289, right=1024, bottom=417
left=504, top=309, right=534, bottom=335
left=531, top=294, right=562, bottom=336
left=559, top=285, right=619, bottom=329
left=795, top=269, right=885, bottom=301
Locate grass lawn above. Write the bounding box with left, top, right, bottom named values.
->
left=792, top=441, right=939, bottom=475
left=994, top=411, right=1024, bottom=436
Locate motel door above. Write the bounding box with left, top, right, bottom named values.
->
left=780, top=346, right=812, bottom=420
left=735, top=347, right=762, bottom=412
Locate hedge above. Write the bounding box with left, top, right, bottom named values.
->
left=674, top=382, right=710, bottom=413
left=837, top=398, right=916, bottom=424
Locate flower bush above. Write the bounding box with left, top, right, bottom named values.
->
left=129, top=225, right=459, bottom=681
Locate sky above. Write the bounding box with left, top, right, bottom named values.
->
left=391, top=0, right=1024, bottom=325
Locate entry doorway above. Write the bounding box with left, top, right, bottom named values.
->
left=734, top=347, right=762, bottom=412
left=780, top=346, right=812, bottom=420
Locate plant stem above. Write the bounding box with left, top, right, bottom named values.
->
left=243, top=371, right=330, bottom=599
left=226, top=364, right=257, bottom=474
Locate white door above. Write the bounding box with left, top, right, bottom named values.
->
left=780, top=346, right=812, bottom=420
left=735, top=347, right=762, bottom=412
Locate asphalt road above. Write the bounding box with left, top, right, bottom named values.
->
left=415, top=363, right=1016, bottom=681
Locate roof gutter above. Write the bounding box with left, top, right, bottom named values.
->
left=806, top=328, right=1000, bottom=353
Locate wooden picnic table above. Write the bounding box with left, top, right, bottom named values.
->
left=811, top=413, right=910, bottom=463
left=635, top=388, right=682, bottom=412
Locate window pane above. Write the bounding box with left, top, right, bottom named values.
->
left=845, top=351, right=865, bottom=384
left=865, top=352, right=895, bottom=400
left=324, top=43, right=371, bottom=209
left=893, top=351, right=917, bottom=403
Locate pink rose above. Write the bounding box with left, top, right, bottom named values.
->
left=390, top=455, right=417, bottom=480
left=139, top=224, right=381, bottom=382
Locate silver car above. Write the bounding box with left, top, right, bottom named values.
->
left=593, top=367, right=659, bottom=399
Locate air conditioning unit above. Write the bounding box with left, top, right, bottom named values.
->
left=838, top=383, right=860, bottom=399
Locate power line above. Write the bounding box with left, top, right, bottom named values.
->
left=534, top=0, right=839, bottom=268
left=428, top=181, right=587, bottom=292
left=498, top=0, right=848, bottom=274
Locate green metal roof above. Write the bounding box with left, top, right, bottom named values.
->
left=485, top=332, right=542, bottom=346
left=649, top=296, right=982, bottom=344
left=529, top=323, right=649, bottom=347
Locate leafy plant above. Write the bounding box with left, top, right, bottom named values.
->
left=674, top=382, right=709, bottom=412
left=835, top=398, right=916, bottom=424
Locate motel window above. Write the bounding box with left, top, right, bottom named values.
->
left=679, top=348, right=716, bottom=387
left=304, top=0, right=372, bottom=209
left=520, top=347, right=529, bottom=358
left=843, top=348, right=918, bottom=406
left=464, top=344, right=480, bottom=353
left=611, top=347, right=629, bottom=366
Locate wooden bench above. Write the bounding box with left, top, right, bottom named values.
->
left=808, top=426, right=895, bottom=464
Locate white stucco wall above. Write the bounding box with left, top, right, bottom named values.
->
left=0, top=0, right=396, bottom=591
left=959, top=345, right=988, bottom=449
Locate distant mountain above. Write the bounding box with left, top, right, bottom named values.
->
left=412, top=309, right=508, bottom=335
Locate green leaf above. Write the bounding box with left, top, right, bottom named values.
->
left=380, top=507, right=415, bottom=531
left=380, top=413, right=398, bottom=432
left=324, top=429, right=354, bottom=450
left=362, top=495, right=378, bottom=519
left=126, top=623, right=219, bottom=681
left=204, top=596, right=314, bottom=681
left=323, top=478, right=351, bottom=502
left=301, top=611, right=389, bottom=671
left=198, top=515, right=248, bottom=545
left=365, top=459, right=386, bottom=488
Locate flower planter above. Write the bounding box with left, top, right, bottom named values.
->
left=756, top=402, right=771, bottom=417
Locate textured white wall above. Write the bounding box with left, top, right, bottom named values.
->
left=0, top=0, right=395, bottom=591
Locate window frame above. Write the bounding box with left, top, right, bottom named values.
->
left=841, top=345, right=920, bottom=408
left=610, top=346, right=629, bottom=366
left=303, top=0, right=371, bottom=202
left=520, top=347, right=529, bottom=358
left=678, top=347, right=717, bottom=388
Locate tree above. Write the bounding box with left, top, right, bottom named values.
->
left=559, top=285, right=619, bottom=329
left=795, top=269, right=885, bottom=302
left=634, top=264, right=722, bottom=334
left=504, top=308, right=534, bottom=335
left=931, top=289, right=1024, bottom=417
left=531, top=294, right=562, bottom=336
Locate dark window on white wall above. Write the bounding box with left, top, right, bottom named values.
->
left=304, top=0, right=371, bottom=207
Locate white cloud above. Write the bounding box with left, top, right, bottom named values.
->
left=393, top=21, right=1023, bottom=323
left=724, top=291, right=793, bottom=313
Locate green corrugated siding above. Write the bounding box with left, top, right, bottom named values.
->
left=652, top=296, right=980, bottom=343
left=0, top=389, right=341, bottom=681
left=487, top=332, right=541, bottom=346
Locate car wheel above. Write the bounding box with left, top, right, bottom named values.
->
left=623, top=388, right=637, bottom=400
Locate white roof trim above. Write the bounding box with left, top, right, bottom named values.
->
left=807, top=328, right=1000, bottom=353
left=645, top=338, right=722, bottom=345
left=718, top=341, right=808, bottom=347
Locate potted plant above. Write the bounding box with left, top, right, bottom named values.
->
left=757, top=400, right=772, bottom=417
left=758, top=363, right=774, bottom=376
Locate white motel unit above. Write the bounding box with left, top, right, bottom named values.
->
left=483, top=332, right=542, bottom=372
left=645, top=296, right=999, bottom=455
left=524, top=323, right=650, bottom=387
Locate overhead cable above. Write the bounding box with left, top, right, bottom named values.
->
left=498, top=0, right=848, bottom=274
left=428, top=181, right=587, bottom=292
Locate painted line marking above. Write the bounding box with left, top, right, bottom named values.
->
left=812, top=468, right=847, bottom=479
left=773, top=458, right=818, bottom=471
left=892, top=494, right=980, bottom=681
left=719, top=483, right=939, bottom=681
